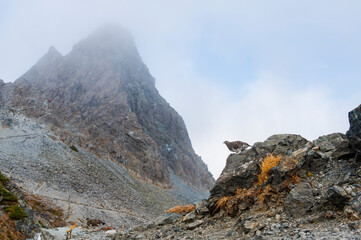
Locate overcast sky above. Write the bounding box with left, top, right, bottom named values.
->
left=1, top=1, right=360, bottom=178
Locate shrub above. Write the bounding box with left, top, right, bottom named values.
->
left=70, top=146, right=78, bottom=152
left=5, top=206, right=27, bottom=220
left=257, top=154, right=282, bottom=185
left=165, top=204, right=195, bottom=214
left=0, top=184, right=18, bottom=202
left=213, top=196, right=230, bottom=213
left=0, top=172, right=9, bottom=183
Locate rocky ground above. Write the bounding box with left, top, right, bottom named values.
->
left=22, top=104, right=361, bottom=239
left=111, top=105, right=361, bottom=240
left=0, top=108, right=208, bottom=238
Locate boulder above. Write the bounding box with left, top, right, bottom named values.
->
left=284, top=182, right=314, bottom=217
left=182, top=211, right=196, bottom=222
left=313, top=133, right=354, bottom=160
left=195, top=200, right=209, bottom=215
left=346, top=105, right=361, bottom=160
left=209, top=135, right=310, bottom=205
left=326, top=185, right=350, bottom=209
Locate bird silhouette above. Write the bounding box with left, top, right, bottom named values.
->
left=224, top=140, right=250, bottom=154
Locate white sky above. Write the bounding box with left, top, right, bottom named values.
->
left=1, top=0, right=360, bottom=178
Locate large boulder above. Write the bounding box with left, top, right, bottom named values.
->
left=284, top=182, right=315, bottom=217
left=346, top=105, right=361, bottom=160
left=208, top=134, right=310, bottom=204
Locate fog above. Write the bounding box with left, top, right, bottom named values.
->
left=1, top=0, right=360, bottom=178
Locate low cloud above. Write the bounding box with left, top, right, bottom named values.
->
left=157, top=71, right=356, bottom=178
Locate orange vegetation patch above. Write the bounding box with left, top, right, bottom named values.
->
left=257, top=154, right=282, bottom=185
left=0, top=213, right=26, bottom=240
left=165, top=204, right=195, bottom=214
left=213, top=196, right=230, bottom=213
left=24, top=194, right=66, bottom=228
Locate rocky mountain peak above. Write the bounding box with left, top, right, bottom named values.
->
left=2, top=26, right=215, bottom=192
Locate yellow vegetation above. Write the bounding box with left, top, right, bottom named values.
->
left=66, top=225, right=77, bottom=240
left=0, top=213, right=26, bottom=240
left=213, top=196, right=230, bottom=213
left=213, top=154, right=285, bottom=215
left=165, top=204, right=195, bottom=214
left=257, top=154, right=282, bottom=185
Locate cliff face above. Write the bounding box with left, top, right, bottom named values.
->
left=3, top=25, right=214, bottom=191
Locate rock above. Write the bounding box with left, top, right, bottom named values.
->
left=351, top=194, right=361, bottom=214
left=314, top=133, right=354, bottom=160
left=243, top=221, right=258, bottom=233
left=284, top=182, right=314, bottom=217
left=182, top=211, right=196, bottom=222
left=326, top=185, right=350, bottom=208
left=209, top=134, right=310, bottom=207
left=344, top=206, right=360, bottom=220
left=41, top=227, right=84, bottom=240
left=269, top=142, right=312, bottom=185
left=186, top=220, right=204, bottom=230
left=346, top=105, right=361, bottom=160
left=105, top=229, right=117, bottom=235
left=153, top=213, right=181, bottom=226
left=195, top=200, right=209, bottom=215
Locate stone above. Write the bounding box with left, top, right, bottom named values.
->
left=186, top=220, right=204, bottom=230
left=344, top=206, right=360, bottom=220
left=243, top=221, right=258, bottom=233
left=314, top=133, right=354, bottom=160
left=269, top=142, right=312, bottom=185
left=326, top=185, right=350, bottom=208
left=153, top=213, right=181, bottom=226
left=284, top=182, right=314, bottom=217
left=105, top=229, right=117, bottom=235
left=351, top=194, right=361, bottom=214
left=346, top=105, right=361, bottom=160
left=41, top=227, right=85, bottom=240
left=195, top=200, right=209, bottom=215
left=182, top=211, right=196, bottom=222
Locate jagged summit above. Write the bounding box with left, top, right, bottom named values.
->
left=3, top=26, right=215, bottom=192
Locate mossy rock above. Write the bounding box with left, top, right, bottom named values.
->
left=5, top=205, right=28, bottom=220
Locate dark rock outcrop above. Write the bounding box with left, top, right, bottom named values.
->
left=209, top=134, right=309, bottom=201
left=347, top=104, right=361, bottom=160
left=0, top=25, right=214, bottom=191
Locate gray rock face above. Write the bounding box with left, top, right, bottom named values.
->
left=284, top=182, right=314, bottom=217
left=314, top=133, right=354, bottom=160
left=347, top=105, right=361, bottom=160
left=0, top=25, right=214, bottom=191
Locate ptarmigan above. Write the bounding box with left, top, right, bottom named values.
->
left=224, top=140, right=250, bottom=154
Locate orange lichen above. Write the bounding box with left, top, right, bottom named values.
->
left=165, top=204, right=195, bottom=214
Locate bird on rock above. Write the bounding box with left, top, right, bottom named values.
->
left=223, top=140, right=250, bottom=154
